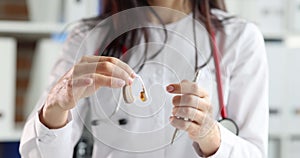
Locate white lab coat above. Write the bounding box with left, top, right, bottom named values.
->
left=20, top=9, right=269, bottom=158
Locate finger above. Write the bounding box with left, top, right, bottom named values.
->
left=73, top=73, right=126, bottom=88
left=72, top=78, right=93, bottom=87
left=172, top=107, right=204, bottom=125
left=69, top=74, right=125, bottom=102
left=170, top=116, right=216, bottom=140
left=73, top=62, right=133, bottom=85
left=80, top=56, right=136, bottom=78
left=96, top=62, right=133, bottom=85
left=170, top=116, right=198, bottom=132
left=166, top=80, right=209, bottom=98
left=172, top=94, right=211, bottom=111
left=89, top=73, right=126, bottom=88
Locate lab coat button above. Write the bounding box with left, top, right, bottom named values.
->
left=118, top=118, right=128, bottom=125
left=91, top=120, right=99, bottom=126
left=38, top=133, right=56, bottom=143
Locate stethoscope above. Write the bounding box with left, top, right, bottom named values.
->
left=91, top=31, right=239, bottom=144
left=210, top=32, right=239, bottom=135
left=170, top=32, right=239, bottom=144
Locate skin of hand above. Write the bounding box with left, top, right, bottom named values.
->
left=40, top=56, right=136, bottom=129
left=167, top=80, right=221, bottom=156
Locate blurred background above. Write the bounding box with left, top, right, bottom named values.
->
left=0, top=0, right=299, bottom=157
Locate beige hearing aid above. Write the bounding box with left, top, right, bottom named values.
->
left=122, top=85, right=135, bottom=103
left=122, top=75, right=148, bottom=104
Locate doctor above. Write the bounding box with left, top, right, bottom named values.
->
left=20, top=0, right=269, bottom=157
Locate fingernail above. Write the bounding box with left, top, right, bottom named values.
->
left=118, top=80, right=126, bottom=87
left=131, top=72, right=137, bottom=78
left=166, top=85, right=174, bottom=92
left=128, top=78, right=133, bottom=85
left=85, top=78, right=93, bottom=85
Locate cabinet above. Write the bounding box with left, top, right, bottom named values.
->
left=267, top=43, right=300, bottom=158
left=0, top=38, right=18, bottom=141
left=0, top=21, right=66, bottom=141
left=288, top=0, right=300, bottom=33
left=0, top=0, right=99, bottom=143
left=226, top=0, right=300, bottom=39
left=25, top=39, right=62, bottom=117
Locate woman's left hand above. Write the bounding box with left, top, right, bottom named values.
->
left=167, top=80, right=221, bottom=156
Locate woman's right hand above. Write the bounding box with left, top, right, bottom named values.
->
left=40, top=56, right=136, bottom=129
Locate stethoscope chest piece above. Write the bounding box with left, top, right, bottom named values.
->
left=218, top=118, right=239, bottom=135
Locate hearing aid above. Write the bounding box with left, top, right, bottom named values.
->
left=122, top=75, right=148, bottom=104
left=122, top=85, right=135, bottom=103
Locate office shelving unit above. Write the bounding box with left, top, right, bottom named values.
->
left=0, top=0, right=98, bottom=142
left=0, top=21, right=66, bottom=142
left=0, top=21, right=65, bottom=34
left=0, top=37, right=18, bottom=142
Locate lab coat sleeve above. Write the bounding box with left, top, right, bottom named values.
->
left=216, top=23, right=269, bottom=157
left=194, top=23, right=269, bottom=157
left=19, top=22, right=91, bottom=158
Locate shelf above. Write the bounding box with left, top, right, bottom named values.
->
left=0, top=21, right=67, bottom=34
left=285, top=35, right=300, bottom=48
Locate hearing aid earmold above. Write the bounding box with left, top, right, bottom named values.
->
left=122, top=75, right=148, bottom=104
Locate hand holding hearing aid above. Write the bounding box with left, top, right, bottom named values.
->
left=41, top=56, right=135, bottom=129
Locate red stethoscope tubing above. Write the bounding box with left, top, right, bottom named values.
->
left=211, top=32, right=227, bottom=119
